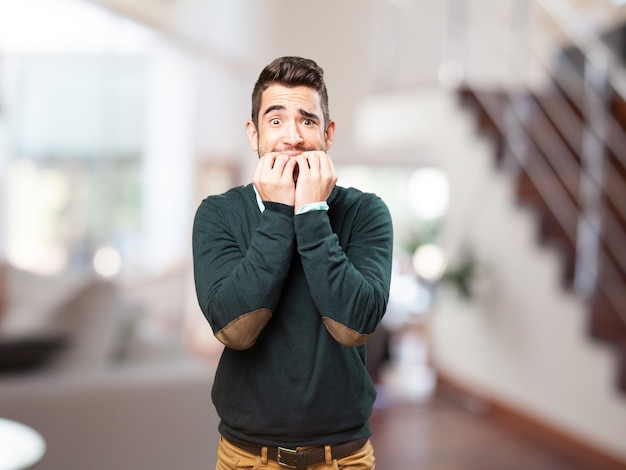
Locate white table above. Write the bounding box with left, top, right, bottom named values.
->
left=0, top=418, right=46, bottom=470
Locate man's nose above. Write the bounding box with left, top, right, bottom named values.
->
left=283, top=122, right=304, bottom=146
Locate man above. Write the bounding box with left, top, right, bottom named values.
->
left=192, top=56, right=393, bottom=469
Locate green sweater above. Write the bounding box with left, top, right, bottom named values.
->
left=192, top=183, right=393, bottom=447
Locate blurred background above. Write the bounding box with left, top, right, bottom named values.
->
left=1, top=0, right=626, bottom=468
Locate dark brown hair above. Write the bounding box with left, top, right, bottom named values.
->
left=251, top=56, right=330, bottom=129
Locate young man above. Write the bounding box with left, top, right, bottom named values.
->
left=192, top=56, right=393, bottom=469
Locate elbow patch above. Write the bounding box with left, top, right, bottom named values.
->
left=215, top=308, right=272, bottom=350
left=322, top=317, right=374, bottom=347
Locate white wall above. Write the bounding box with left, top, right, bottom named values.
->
left=429, top=90, right=626, bottom=463
left=140, top=41, right=197, bottom=274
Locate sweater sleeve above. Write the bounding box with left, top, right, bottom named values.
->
left=192, top=198, right=295, bottom=350
left=294, top=193, right=393, bottom=347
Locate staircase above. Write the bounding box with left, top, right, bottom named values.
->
left=456, top=17, right=626, bottom=394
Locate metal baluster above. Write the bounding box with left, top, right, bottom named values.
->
left=503, top=0, right=533, bottom=175
left=574, top=47, right=610, bottom=299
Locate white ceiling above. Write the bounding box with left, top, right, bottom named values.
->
left=67, top=0, right=626, bottom=165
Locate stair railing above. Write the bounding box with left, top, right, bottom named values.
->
left=448, top=0, right=626, bottom=327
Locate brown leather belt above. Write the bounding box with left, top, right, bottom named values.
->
left=231, top=438, right=367, bottom=469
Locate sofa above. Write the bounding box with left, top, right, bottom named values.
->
left=0, top=265, right=220, bottom=470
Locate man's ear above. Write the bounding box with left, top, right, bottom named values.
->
left=246, top=121, right=258, bottom=152
left=324, top=120, right=336, bottom=150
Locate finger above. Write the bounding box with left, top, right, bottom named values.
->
left=303, top=151, right=330, bottom=176
left=320, top=152, right=334, bottom=175
left=259, top=152, right=288, bottom=169
left=295, top=155, right=311, bottom=175
left=307, top=153, right=321, bottom=173
left=274, top=157, right=298, bottom=178
left=263, top=153, right=280, bottom=170
left=253, top=155, right=267, bottom=181
left=271, top=155, right=291, bottom=175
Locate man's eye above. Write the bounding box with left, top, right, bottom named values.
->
left=302, top=119, right=314, bottom=126
left=270, top=118, right=281, bottom=125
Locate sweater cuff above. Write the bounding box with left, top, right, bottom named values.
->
left=294, top=208, right=332, bottom=246
left=263, top=201, right=295, bottom=216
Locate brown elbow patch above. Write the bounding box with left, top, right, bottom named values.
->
left=322, top=317, right=374, bottom=347
left=215, top=308, right=272, bottom=350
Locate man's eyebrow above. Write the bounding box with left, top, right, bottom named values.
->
left=263, top=105, right=285, bottom=116
left=300, top=109, right=320, bottom=121
left=262, top=105, right=320, bottom=122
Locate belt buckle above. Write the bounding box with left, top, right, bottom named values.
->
left=277, top=446, right=301, bottom=469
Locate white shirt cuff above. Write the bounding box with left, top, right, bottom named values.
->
left=296, top=201, right=329, bottom=215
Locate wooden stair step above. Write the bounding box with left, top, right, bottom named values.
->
left=459, top=82, right=626, bottom=396
left=588, top=288, right=626, bottom=343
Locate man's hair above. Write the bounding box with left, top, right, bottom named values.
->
left=251, top=56, right=330, bottom=129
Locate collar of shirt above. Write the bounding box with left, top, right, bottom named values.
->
left=253, top=185, right=265, bottom=213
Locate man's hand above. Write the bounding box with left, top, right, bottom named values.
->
left=294, top=151, right=338, bottom=213
left=252, top=153, right=297, bottom=207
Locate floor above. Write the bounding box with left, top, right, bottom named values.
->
left=364, top=321, right=626, bottom=470
left=369, top=388, right=626, bottom=470
left=187, top=314, right=626, bottom=469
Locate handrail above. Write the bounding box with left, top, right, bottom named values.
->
left=527, top=1, right=626, bottom=323
left=505, top=29, right=626, bottom=271
left=505, top=22, right=626, bottom=302
left=454, top=0, right=626, bottom=327
left=466, top=87, right=626, bottom=327
left=535, top=0, right=626, bottom=102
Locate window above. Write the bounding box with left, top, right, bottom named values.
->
left=0, top=0, right=152, bottom=276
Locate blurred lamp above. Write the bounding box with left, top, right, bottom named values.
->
left=412, top=244, right=447, bottom=282
left=93, top=245, right=122, bottom=278
left=407, top=167, right=449, bottom=220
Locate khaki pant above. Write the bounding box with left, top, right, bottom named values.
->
left=215, top=437, right=376, bottom=470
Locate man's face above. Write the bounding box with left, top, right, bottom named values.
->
left=246, top=84, right=335, bottom=159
